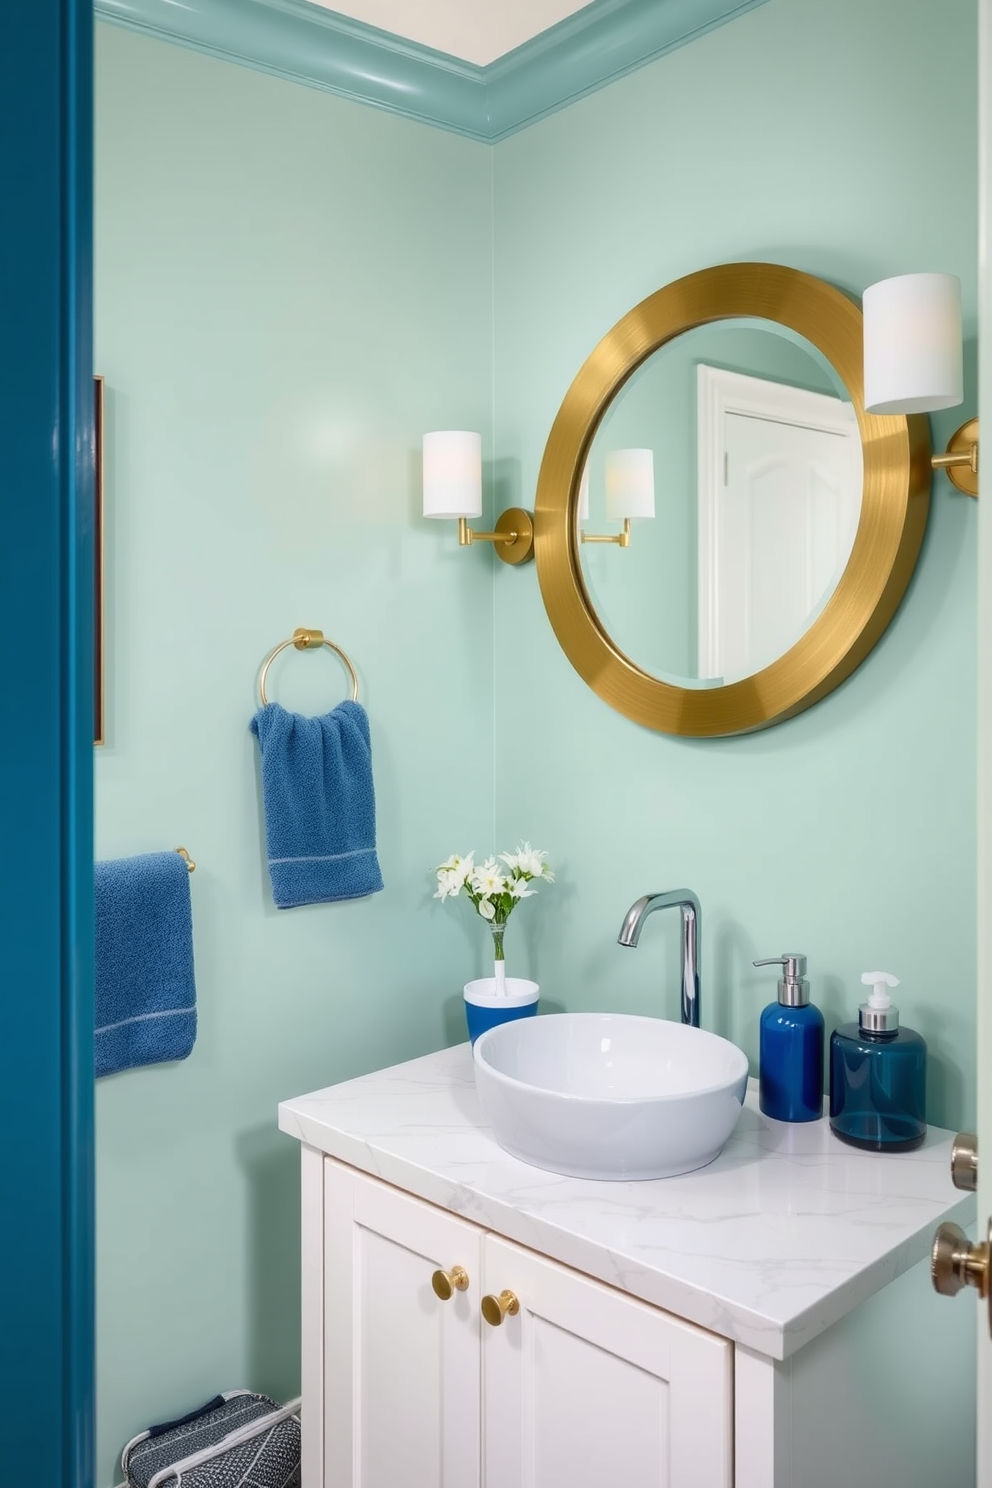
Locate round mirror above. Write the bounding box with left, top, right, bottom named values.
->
left=534, top=263, right=932, bottom=736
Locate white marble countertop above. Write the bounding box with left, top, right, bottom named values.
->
left=278, top=1042, right=975, bottom=1360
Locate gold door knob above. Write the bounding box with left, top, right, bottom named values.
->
left=431, top=1266, right=469, bottom=1301
left=932, top=1220, right=992, bottom=1338
left=951, top=1131, right=978, bottom=1192
left=481, top=1289, right=520, bottom=1327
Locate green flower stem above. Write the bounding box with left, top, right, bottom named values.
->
left=490, top=921, right=507, bottom=995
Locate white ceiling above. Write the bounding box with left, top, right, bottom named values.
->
left=306, top=0, right=594, bottom=66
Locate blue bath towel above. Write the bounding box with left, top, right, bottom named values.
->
left=94, top=851, right=197, bottom=1078
left=250, top=700, right=384, bottom=908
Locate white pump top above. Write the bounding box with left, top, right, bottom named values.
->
left=861, top=971, right=900, bottom=1007
left=859, top=972, right=900, bottom=1033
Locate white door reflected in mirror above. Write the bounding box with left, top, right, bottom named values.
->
left=697, top=366, right=862, bottom=682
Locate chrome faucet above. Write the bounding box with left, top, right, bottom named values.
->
left=617, top=889, right=701, bottom=1027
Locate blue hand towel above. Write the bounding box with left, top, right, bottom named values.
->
left=94, top=851, right=197, bottom=1078
left=250, top=700, right=384, bottom=908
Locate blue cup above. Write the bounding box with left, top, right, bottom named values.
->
left=464, top=977, right=539, bottom=1045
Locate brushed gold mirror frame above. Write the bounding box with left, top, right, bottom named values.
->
left=534, top=262, right=932, bottom=737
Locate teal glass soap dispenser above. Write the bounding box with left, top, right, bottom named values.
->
left=829, top=972, right=927, bottom=1152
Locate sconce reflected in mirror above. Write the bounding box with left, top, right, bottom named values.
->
left=422, top=430, right=535, bottom=565
left=863, top=272, right=978, bottom=497
left=579, top=448, right=656, bottom=547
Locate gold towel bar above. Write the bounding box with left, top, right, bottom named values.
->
left=258, top=628, right=359, bottom=707
left=175, top=847, right=196, bottom=872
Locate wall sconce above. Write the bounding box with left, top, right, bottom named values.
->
left=579, top=448, right=656, bottom=546
left=422, top=431, right=534, bottom=565
left=863, top=272, right=977, bottom=497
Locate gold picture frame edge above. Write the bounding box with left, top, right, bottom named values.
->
left=534, top=262, right=932, bottom=738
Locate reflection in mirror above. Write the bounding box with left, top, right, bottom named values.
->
left=577, top=319, right=864, bottom=686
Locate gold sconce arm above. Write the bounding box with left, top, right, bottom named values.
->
left=458, top=517, right=503, bottom=544
left=580, top=519, right=631, bottom=548
left=932, top=418, right=979, bottom=497
left=457, top=509, right=535, bottom=565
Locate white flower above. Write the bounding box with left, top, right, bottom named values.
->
left=477, top=897, right=496, bottom=920
left=434, top=870, right=460, bottom=901
left=506, top=843, right=553, bottom=881
left=471, top=859, right=506, bottom=899
left=508, top=876, right=536, bottom=899
left=435, top=853, right=474, bottom=899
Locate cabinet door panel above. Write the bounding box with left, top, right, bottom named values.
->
left=483, top=1236, right=732, bottom=1488
left=323, top=1160, right=483, bottom=1488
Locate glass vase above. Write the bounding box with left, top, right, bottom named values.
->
left=490, top=920, right=507, bottom=995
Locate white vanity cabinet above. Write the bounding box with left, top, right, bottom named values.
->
left=283, top=1045, right=978, bottom=1488
left=315, top=1156, right=732, bottom=1488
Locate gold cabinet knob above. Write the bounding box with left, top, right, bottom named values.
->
left=932, top=1220, right=992, bottom=1339
left=481, top=1289, right=520, bottom=1327
left=951, top=1131, right=978, bottom=1192
left=431, top=1266, right=469, bottom=1301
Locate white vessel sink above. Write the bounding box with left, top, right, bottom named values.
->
left=472, top=1013, right=749, bottom=1180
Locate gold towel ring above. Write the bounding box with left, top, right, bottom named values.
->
left=258, top=628, right=359, bottom=707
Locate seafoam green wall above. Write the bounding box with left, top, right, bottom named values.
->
left=491, top=0, right=978, bottom=1124
left=94, top=25, right=493, bottom=1483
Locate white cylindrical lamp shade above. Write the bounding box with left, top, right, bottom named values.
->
left=863, top=273, right=963, bottom=414
left=605, top=448, right=655, bottom=520
left=422, top=431, right=482, bottom=518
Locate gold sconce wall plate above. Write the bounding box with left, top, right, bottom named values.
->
left=935, top=417, right=979, bottom=497
left=534, top=262, right=931, bottom=738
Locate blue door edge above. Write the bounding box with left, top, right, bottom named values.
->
left=0, top=1, right=95, bottom=1483
left=64, top=0, right=97, bottom=1480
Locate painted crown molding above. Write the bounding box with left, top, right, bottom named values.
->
left=94, top=0, right=769, bottom=142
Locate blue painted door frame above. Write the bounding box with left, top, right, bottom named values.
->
left=0, top=2, right=95, bottom=1484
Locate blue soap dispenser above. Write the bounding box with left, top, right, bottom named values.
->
left=753, top=954, right=824, bottom=1122
left=829, top=972, right=927, bottom=1152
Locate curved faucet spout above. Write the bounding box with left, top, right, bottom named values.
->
left=617, top=889, right=701, bottom=1027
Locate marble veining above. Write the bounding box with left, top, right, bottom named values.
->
left=278, top=1043, right=974, bottom=1359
